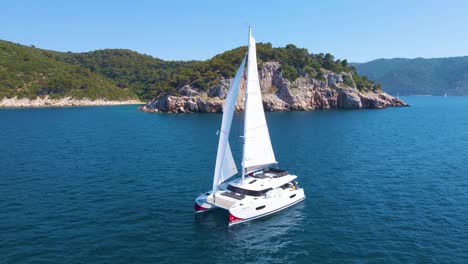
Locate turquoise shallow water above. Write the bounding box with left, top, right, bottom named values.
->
left=1, top=97, right=468, bottom=263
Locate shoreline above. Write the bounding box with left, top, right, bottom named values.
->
left=0, top=97, right=145, bottom=108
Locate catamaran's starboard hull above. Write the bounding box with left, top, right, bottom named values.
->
left=228, top=188, right=305, bottom=226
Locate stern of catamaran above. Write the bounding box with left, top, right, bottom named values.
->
left=206, top=191, right=243, bottom=210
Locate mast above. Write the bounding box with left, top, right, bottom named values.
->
left=241, top=27, right=252, bottom=184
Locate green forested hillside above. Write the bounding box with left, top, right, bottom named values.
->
left=0, top=40, right=379, bottom=100
left=0, top=40, right=137, bottom=99
left=353, top=57, right=468, bottom=95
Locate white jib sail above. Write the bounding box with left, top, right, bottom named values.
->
left=242, top=29, right=277, bottom=174
left=221, top=141, right=237, bottom=183
left=212, top=56, right=246, bottom=193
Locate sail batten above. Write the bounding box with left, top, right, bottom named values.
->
left=242, top=31, right=277, bottom=174
left=211, top=56, right=246, bottom=194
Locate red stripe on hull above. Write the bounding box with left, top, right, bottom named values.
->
left=194, top=202, right=208, bottom=212
left=229, top=212, right=244, bottom=223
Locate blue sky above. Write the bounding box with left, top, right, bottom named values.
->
left=2, top=0, right=468, bottom=62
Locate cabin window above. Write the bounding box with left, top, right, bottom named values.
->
left=290, top=194, right=296, bottom=199
left=256, top=205, right=266, bottom=210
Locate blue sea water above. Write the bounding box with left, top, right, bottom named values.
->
left=1, top=96, right=468, bottom=263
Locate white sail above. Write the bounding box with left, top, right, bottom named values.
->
left=220, top=142, right=237, bottom=182
left=242, top=29, right=277, bottom=174
left=212, top=56, right=246, bottom=193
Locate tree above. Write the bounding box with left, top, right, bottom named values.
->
left=324, top=53, right=334, bottom=61
left=341, top=59, right=348, bottom=68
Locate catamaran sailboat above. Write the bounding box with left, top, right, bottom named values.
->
left=194, top=28, right=305, bottom=225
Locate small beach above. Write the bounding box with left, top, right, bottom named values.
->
left=0, top=97, right=144, bottom=108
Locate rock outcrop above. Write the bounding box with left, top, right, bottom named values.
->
left=139, top=62, right=408, bottom=113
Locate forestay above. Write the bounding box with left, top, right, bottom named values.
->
left=242, top=30, right=277, bottom=174
left=212, top=56, right=246, bottom=193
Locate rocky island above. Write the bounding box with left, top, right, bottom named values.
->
left=139, top=62, right=407, bottom=113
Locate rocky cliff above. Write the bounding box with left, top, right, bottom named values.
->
left=139, top=62, right=408, bottom=113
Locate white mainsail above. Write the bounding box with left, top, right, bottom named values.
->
left=212, top=56, right=246, bottom=193
left=242, top=29, right=277, bottom=174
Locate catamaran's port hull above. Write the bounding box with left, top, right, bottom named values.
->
left=194, top=192, right=219, bottom=213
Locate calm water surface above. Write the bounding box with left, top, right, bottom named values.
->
left=1, top=97, right=468, bottom=263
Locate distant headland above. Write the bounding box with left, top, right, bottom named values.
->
left=353, top=57, right=468, bottom=96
